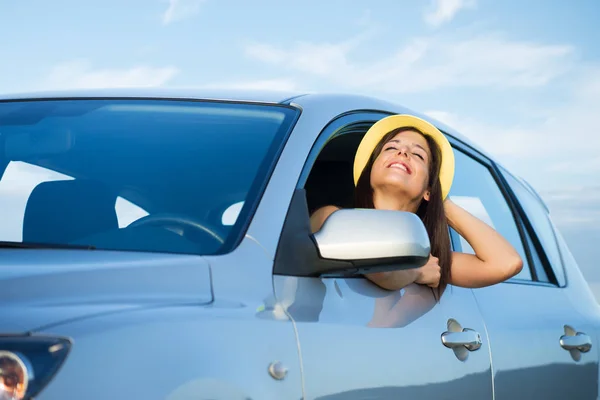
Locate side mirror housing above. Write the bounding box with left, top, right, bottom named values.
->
left=313, top=209, right=430, bottom=274
left=273, top=190, right=431, bottom=278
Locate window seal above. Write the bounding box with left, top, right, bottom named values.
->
left=494, top=165, right=564, bottom=287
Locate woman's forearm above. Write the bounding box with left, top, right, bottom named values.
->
left=445, top=199, right=523, bottom=285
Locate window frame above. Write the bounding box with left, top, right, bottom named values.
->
left=293, top=111, right=564, bottom=288
left=446, top=135, right=562, bottom=288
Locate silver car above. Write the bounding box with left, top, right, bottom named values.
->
left=0, top=89, right=598, bottom=399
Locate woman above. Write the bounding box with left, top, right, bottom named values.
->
left=310, top=114, right=523, bottom=298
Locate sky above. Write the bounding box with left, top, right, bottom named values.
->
left=1, top=0, right=599, bottom=296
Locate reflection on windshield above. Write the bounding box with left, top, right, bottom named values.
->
left=115, top=196, right=149, bottom=228
left=0, top=99, right=299, bottom=255
left=222, top=201, right=244, bottom=226
left=0, top=161, right=73, bottom=242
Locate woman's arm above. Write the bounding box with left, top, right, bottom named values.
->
left=309, top=205, right=341, bottom=234
left=445, top=198, right=523, bottom=288
left=309, top=206, right=441, bottom=291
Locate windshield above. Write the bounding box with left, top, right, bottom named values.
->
left=0, top=98, right=299, bottom=255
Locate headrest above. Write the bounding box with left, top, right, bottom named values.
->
left=23, top=179, right=119, bottom=244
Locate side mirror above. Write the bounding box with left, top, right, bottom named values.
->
left=312, top=209, right=430, bottom=275
left=272, top=190, right=431, bottom=278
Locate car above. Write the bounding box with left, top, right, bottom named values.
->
left=0, top=88, right=598, bottom=399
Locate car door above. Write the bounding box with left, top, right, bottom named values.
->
left=446, top=144, right=599, bottom=399
left=273, top=274, right=493, bottom=399
left=272, top=114, right=494, bottom=399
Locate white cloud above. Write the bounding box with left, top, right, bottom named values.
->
left=540, top=186, right=600, bottom=205
left=42, top=60, right=179, bottom=90
left=545, top=158, right=600, bottom=174
left=162, top=0, right=205, bottom=25
left=424, top=109, right=541, bottom=158
left=540, top=186, right=600, bottom=228
left=424, top=66, right=600, bottom=168
left=244, top=31, right=596, bottom=196
left=245, top=40, right=355, bottom=76
left=201, top=78, right=299, bottom=92
left=424, top=0, right=477, bottom=27
left=423, top=66, right=600, bottom=231
left=244, top=32, right=574, bottom=93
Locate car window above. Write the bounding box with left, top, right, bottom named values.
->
left=448, top=149, right=533, bottom=281
left=499, top=167, right=566, bottom=286
left=0, top=99, right=299, bottom=255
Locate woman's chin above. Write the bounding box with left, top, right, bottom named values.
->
left=378, top=176, right=412, bottom=191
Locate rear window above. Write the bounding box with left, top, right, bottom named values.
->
left=0, top=98, right=299, bottom=255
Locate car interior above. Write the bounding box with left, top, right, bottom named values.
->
left=303, top=122, right=374, bottom=215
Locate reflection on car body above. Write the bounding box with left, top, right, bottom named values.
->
left=0, top=88, right=598, bottom=399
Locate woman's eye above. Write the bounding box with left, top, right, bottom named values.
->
left=384, top=146, right=397, bottom=151
left=414, top=153, right=424, bottom=160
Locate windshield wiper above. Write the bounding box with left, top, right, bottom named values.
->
left=0, top=241, right=96, bottom=250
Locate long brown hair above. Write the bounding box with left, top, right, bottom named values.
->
left=354, top=127, right=452, bottom=299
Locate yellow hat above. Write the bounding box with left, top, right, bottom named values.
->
left=353, top=114, right=455, bottom=200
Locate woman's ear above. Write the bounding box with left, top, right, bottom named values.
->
left=423, top=190, right=431, bottom=202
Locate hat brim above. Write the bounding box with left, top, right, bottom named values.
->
left=353, top=114, right=455, bottom=200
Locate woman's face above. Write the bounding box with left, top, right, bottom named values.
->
left=370, top=129, right=432, bottom=202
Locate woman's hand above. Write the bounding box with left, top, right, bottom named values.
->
left=415, top=255, right=441, bottom=288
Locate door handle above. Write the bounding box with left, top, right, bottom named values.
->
left=560, top=325, right=592, bottom=353
left=442, top=328, right=482, bottom=351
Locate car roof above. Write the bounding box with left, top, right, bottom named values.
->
left=0, top=87, right=306, bottom=104
left=0, top=87, right=468, bottom=140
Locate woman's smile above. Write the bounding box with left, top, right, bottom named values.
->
left=387, top=160, right=412, bottom=174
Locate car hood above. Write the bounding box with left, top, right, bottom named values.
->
left=1, top=249, right=213, bottom=333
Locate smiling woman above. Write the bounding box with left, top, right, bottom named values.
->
left=310, top=114, right=524, bottom=296
left=0, top=98, right=299, bottom=255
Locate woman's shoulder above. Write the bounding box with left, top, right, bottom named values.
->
left=310, top=205, right=342, bottom=233
left=312, top=204, right=342, bottom=215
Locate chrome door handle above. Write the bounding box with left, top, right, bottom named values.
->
left=441, top=328, right=482, bottom=351
left=560, top=325, right=592, bottom=353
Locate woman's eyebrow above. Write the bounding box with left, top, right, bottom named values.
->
left=387, top=139, right=428, bottom=154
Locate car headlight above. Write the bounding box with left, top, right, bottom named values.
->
left=0, top=335, right=71, bottom=400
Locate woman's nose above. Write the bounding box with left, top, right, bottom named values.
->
left=397, top=146, right=410, bottom=157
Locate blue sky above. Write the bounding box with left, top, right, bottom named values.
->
left=2, top=0, right=599, bottom=294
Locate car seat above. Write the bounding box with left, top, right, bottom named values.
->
left=23, top=179, right=119, bottom=244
